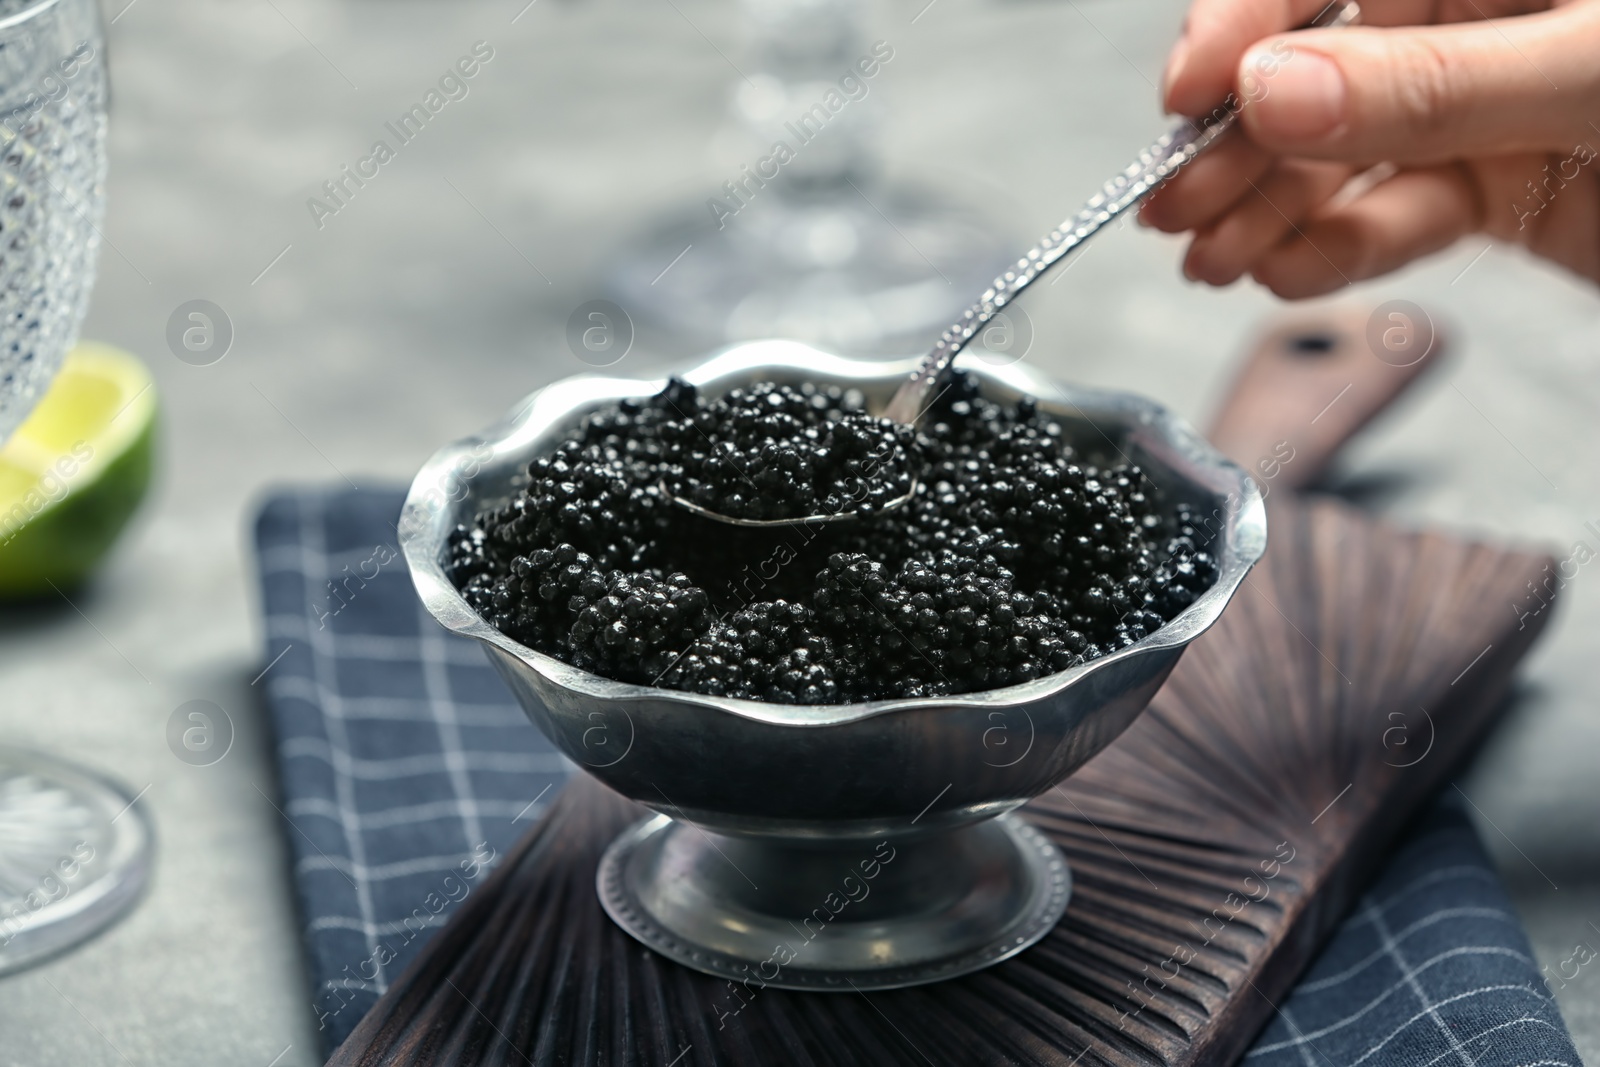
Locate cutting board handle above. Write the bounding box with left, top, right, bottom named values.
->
left=1207, top=305, right=1445, bottom=494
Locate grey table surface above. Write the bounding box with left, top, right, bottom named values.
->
left=1, top=0, right=1596, bottom=1063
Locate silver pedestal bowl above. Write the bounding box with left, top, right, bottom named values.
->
left=400, top=340, right=1266, bottom=991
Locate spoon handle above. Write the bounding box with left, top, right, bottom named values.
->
left=882, top=0, right=1361, bottom=427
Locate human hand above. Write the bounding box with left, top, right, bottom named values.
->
left=1140, top=0, right=1600, bottom=297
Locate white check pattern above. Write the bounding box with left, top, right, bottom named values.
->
left=1245, top=814, right=1578, bottom=1067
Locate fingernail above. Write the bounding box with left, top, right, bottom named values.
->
left=1161, top=36, right=1191, bottom=110
left=1245, top=47, right=1346, bottom=140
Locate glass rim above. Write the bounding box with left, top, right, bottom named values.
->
left=0, top=0, right=69, bottom=33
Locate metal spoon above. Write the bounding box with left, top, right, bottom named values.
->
left=668, top=0, right=1359, bottom=528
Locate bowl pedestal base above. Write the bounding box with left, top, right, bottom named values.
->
left=596, top=812, right=1071, bottom=991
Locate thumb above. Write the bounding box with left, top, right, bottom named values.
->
left=1236, top=6, right=1600, bottom=165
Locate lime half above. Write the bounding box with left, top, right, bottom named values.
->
left=0, top=342, right=157, bottom=597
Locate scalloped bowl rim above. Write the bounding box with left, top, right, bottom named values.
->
left=400, top=340, right=1266, bottom=728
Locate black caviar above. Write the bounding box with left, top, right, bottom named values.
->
left=447, top=373, right=1218, bottom=704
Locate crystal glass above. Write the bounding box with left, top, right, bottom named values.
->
left=608, top=0, right=1012, bottom=357
left=0, top=0, right=146, bottom=978
left=0, top=0, right=107, bottom=443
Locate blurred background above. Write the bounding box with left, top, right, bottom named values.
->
left=0, top=0, right=1597, bottom=1061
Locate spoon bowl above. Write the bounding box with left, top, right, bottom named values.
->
left=658, top=475, right=918, bottom=528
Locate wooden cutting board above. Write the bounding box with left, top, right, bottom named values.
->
left=330, top=312, right=1549, bottom=1067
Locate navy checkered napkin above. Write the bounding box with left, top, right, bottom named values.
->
left=254, top=487, right=1581, bottom=1062
left=254, top=488, right=572, bottom=1051
left=1247, top=795, right=1579, bottom=1067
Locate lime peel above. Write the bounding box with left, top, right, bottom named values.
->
left=0, top=342, right=157, bottom=596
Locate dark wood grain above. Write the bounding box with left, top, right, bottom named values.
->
left=329, top=497, right=1554, bottom=1067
